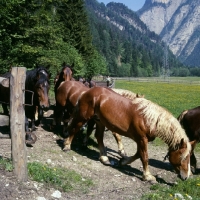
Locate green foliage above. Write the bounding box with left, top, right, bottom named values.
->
left=0, top=0, right=106, bottom=79
left=28, top=162, right=93, bottom=192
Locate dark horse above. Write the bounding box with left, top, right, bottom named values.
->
left=0, top=66, right=50, bottom=144
left=178, top=106, right=200, bottom=173
left=63, top=87, right=194, bottom=181
left=0, top=72, right=11, bottom=115
left=25, top=66, right=51, bottom=132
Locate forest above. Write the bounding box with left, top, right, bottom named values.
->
left=0, top=0, right=199, bottom=78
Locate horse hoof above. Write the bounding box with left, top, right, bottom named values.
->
left=143, top=174, right=157, bottom=183
left=63, top=146, right=71, bottom=152
left=25, top=132, right=37, bottom=145
left=99, top=156, right=111, bottom=166
left=119, top=157, right=129, bottom=166
left=118, top=150, right=127, bottom=158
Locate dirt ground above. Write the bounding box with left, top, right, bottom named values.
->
left=0, top=109, right=199, bottom=200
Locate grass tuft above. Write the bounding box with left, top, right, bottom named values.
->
left=28, top=162, right=93, bottom=193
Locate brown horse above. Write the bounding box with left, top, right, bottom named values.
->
left=63, top=86, right=193, bottom=181
left=82, top=88, right=144, bottom=153
left=54, top=62, right=74, bottom=93
left=177, top=106, right=200, bottom=173
left=54, top=81, right=126, bottom=157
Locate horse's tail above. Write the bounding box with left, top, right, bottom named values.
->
left=177, top=110, right=188, bottom=124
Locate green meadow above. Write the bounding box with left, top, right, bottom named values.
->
left=115, top=79, right=200, bottom=200
left=115, top=79, right=200, bottom=117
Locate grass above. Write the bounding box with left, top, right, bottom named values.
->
left=28, top=162, right=93, bottom=193
left=141, top=178, right=200, bottom=200
left=0, top=157, right=13, bottom=171
left=115, top=80, right=200, bottom=117
left=115, top=79, right=200, bottom=199
left=0, top=157, right=93, bottom=193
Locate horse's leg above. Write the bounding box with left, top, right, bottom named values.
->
left=51, top=103, right=64, bottom=131
left=35, top=106, right=43, bottom=126
left=94, top=121, right=111, bottom=165
left=31, top=106, right=36, bottom=131
left=25, top=116, right=37, bottom=145
left=190, top=152, right=197, bottom=174
left=63, top=117, right=87, bottom=151
left=2, top=103, right=9, bottom=115
left=82, top=118, right=96, bottom=147
left=62, top=110, right=71, bottom=138
left=120, top=137, right=156, bottom=182
left=190, top=140, right=197, bottom=174
left=112, top=132, right=126, bottom=157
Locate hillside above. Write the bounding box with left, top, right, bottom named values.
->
left=85, top=0, right=185, bottom=77
left=138, top=0, right=200, bottom=67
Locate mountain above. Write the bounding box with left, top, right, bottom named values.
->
left=85, top=0, right=185, bottom=77
left=138, top=0, right=200, bottom=67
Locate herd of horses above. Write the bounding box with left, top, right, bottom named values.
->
left=0, top=63, right=200, bottom=182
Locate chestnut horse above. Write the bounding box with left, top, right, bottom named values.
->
left=178, top=106, right=200, bottom=173
left=63, top=87, right=193, bottom=181
left=54, top=62, right=73, bottom=93
left=54, top=81, right=126, bottom=157
left=82, top=88, right=144, bottom=152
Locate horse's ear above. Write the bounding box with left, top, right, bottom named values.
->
left=71, top=63, right=74, bottom=69
left=62, top=62, right=66, bottom=66
left=179, top=138, right=186, bottom=148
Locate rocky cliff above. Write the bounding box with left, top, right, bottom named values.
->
left=138, top=0, right=200, bottom=66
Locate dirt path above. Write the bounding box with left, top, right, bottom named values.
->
left=0, top=109, right=199, bottom=200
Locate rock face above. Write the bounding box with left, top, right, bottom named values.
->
left=138, top=0, right=200, bottom=66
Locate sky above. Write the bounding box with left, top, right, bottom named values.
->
left=97, top=0, right=146, bottom=11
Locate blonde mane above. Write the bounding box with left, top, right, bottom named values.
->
left=131, top=97, right=191, bottom=159
left=112, top=88, right=144, bottom=100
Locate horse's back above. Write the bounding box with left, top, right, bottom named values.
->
left=56, top=81, right=89, bottom=107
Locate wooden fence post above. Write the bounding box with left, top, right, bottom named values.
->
left=10, top=67, right=27, bottom=182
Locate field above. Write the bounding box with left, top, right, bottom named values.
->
left=115, top=79, right=200, bottom=117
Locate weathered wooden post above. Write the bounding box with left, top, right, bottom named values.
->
left=10, top=67, right=27, bottom=182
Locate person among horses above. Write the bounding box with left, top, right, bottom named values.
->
left=106, top=75, right=111, bottom=87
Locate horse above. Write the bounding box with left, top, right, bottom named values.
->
left=82, top=88, right=144, bottom=153
left=53, top=81, right=126, bottom=157
left=25, top=66, right=51, bottom=131
left=63, top=86, right=194, bottom=181
left=0, top=67, right=49, bottom=145
left=0, top=72, right=12, bottom=115
left=177, top=106, right=200, bottom=173
left=54, top=62, right=74, bottom=93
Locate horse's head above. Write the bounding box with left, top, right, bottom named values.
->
left=62, top=62, right=73, bottom=81
left=167, top=138, right=191, bottom=180
left=35, top=67, right=50, bottom=111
